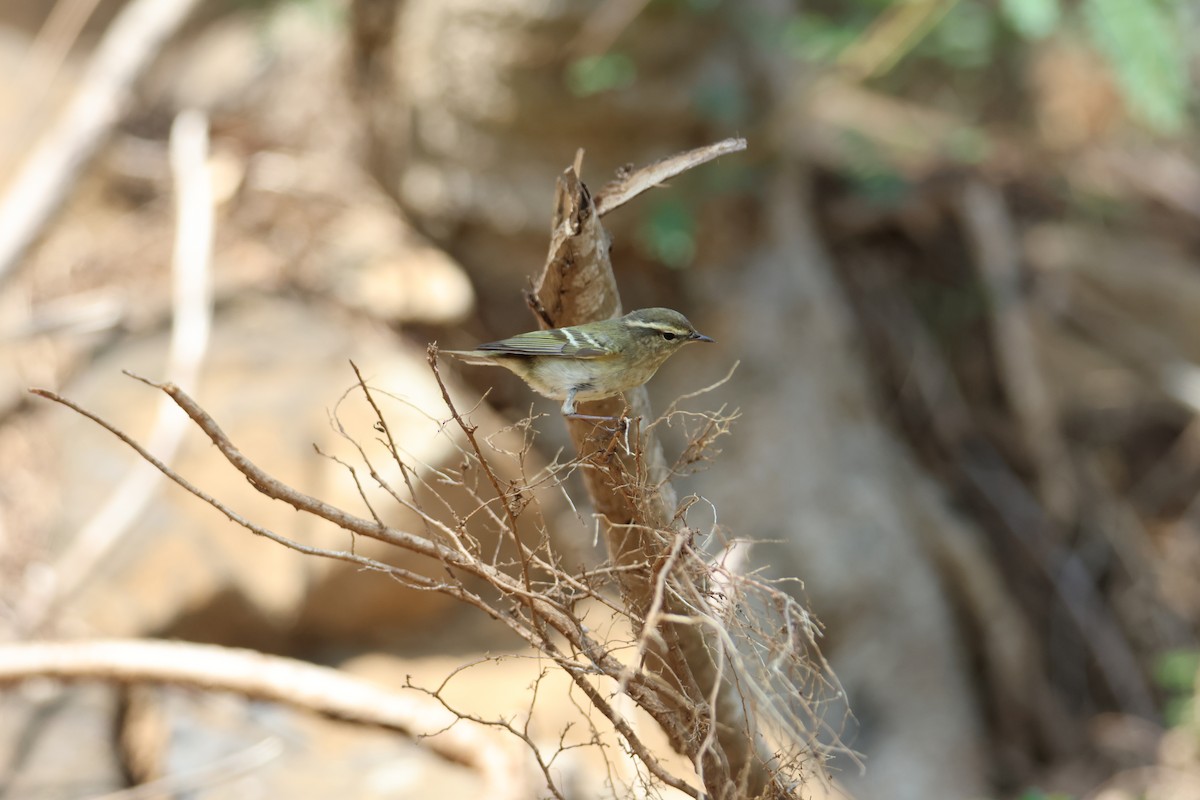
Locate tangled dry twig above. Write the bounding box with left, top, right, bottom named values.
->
left=25, top=141, right=848, bottom=798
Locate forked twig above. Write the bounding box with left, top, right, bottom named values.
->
left=28, top=375, right=704, bottom=798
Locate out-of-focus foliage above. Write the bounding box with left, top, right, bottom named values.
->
left=566, top=52, right=637, bottom=96
left=566, top=0, right=1193, bottom=266
left=638, top=197, right=697, bottom=268
left=1016, top=790, right=1075, bottom=800
left=784, top=0, right=1194, bottom=136
left=1156, top=648, right=1200, bottom=727
left=1000, top=0, right=1060, bottom=41
left=1081, top=0, right=1189, bottom=134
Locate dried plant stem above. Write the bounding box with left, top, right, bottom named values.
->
left=530, top=143, right=788, bottom=799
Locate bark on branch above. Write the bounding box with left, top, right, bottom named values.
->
left=528, top=140, right=788, bottom=799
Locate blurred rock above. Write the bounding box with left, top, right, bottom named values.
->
left=319, top=198, right=475, bottom=325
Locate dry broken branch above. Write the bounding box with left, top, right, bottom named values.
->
left=0, top=638, right=529, bottom=799
left=530, top=142, right=810, bottom=799
left=594, top=137, right=747, bottom=217
left=26, top=140, right=834, bottom=799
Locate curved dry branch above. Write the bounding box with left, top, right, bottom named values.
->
left=0, top=639, right=528, bottom=800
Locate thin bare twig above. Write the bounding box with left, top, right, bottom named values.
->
left=427, top=347, right=539, bottom=611
left=348, top=360, right=439, bottom=543
left=28, top=377, right=704, bottom=744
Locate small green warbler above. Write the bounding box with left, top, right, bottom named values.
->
left=445, top=307, right=714, bottom=417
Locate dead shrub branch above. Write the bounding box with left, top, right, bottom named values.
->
left=26, top=141, right=843, bottom=799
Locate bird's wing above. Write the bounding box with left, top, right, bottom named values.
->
left=475, top=329, right=614, bottom=358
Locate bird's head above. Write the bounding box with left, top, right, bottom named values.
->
left=618, top=307, right=714, bottom=365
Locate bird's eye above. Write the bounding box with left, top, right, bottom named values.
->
left=660, top=331, right=678, bottom=341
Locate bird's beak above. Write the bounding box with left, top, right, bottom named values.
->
left=690, top=332, right=715, bottom=343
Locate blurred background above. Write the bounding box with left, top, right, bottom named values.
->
left=1, top=0, right=1199, bottom=798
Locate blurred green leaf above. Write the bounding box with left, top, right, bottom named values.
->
left=930, top=1, right=996, bottom=70
left=639, top=199, right=697, bottom=268
left=1154, top=648, right=1200, bottom=693
left=947, top=126, right=992, bottom=164
left=1164, top=695, right=1196, bottom=729
left=1017, top=789, right=1075, bottom=800
left=1000, top=0, right=1061, bottom=40
left=566, top=53, right=637, bottom=97
left=1082, top=0, right=1189, bottom=134
left=783, top=14, right=862, bottom=62
left=692, top=81, right=749, bottom=125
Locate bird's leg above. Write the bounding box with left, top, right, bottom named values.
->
left=560, top=388, right=577, bottom=417
left=562, top=387, right=620, bottom=423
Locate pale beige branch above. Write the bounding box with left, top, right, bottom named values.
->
left=17, top=110, right=215, bottom=636
left=0, top=639, right=529, bottom=799
left=0, top=0, right=203, bottom=283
